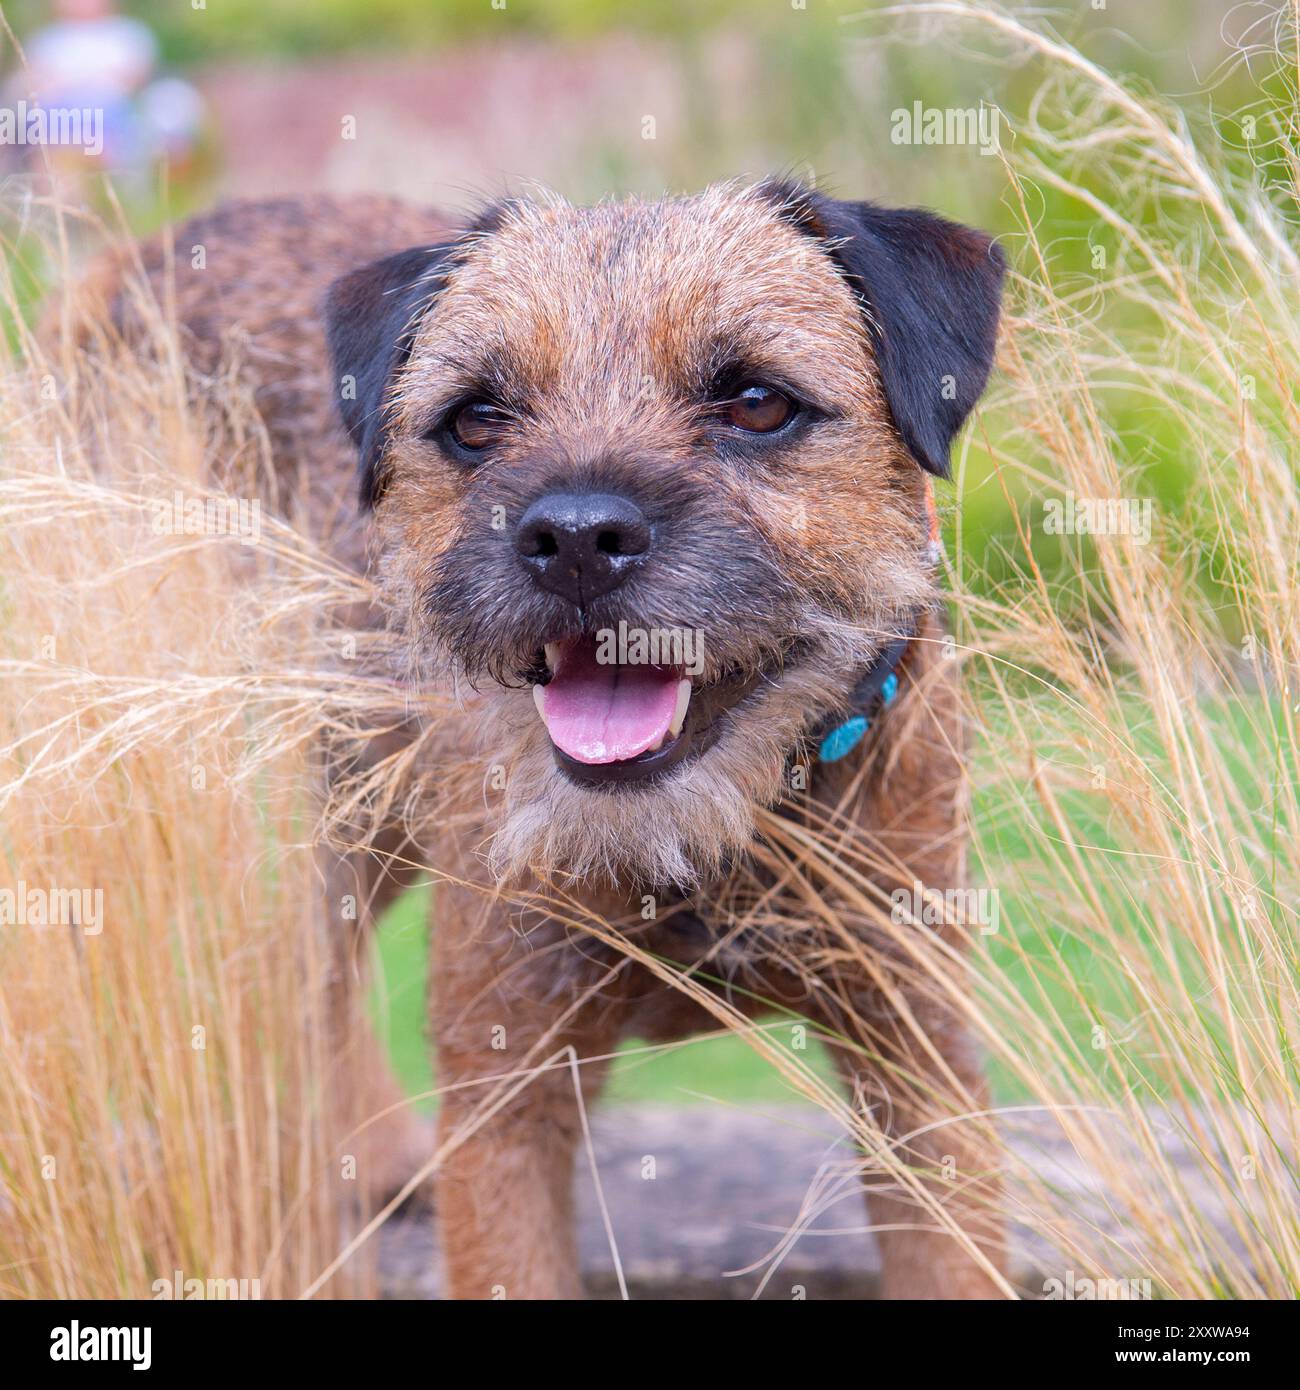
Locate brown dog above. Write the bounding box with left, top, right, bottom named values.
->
left=91, top=179, right=1005, bottom=1299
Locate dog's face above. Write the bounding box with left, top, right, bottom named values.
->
left=326, top=181, right=1003, bottom=889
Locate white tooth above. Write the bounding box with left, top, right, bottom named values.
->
left=533, top=683, right=547, bottom=721
left=668, top=679, right=691, bottom=738
left=544, top=643, right=563, bottom=672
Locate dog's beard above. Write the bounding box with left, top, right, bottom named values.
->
left=472, top=594, right=928, bottom=892
left=381, top=512, right=937, bottom=890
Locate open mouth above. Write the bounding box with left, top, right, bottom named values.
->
left=528, top=635, right=760, bottom=788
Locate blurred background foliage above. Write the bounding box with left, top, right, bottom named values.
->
left=3, top=0, right=1288, bottom=1106
left=2, top=0, right=1273, bottom=623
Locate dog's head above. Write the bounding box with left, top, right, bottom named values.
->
left=324, top=180, right=1003, bottom=890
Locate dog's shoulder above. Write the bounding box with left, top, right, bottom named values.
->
left=66, top=195, right=454, bottom=360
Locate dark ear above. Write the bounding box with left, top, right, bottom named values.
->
left=323, top=243, right=458, bottom=507
left=767, top=185, right=1005, bottom=477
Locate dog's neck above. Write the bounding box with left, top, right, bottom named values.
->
left=651, top=617, right=923, bottom=908
left=806, top=477, right=939, bottom=761
left=808, top=627, right=914, bottom=764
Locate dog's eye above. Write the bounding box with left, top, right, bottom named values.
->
left=724, top=384, right=794, bottom=433
left=449, top=400, right=507, bottom=451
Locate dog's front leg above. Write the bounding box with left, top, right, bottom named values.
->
left=432, top=883, right=621, bottom=1300
left=322, top=828, right=434, bottom=1210
left=436, top=1077, right=588, bottom=1300
left=832, top=999, right=1006, bottom=1300
left=826, top=638, right=1006, bottom=1298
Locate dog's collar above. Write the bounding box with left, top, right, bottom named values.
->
left=812, top=482, right=940, bottom=764
left=811, top=631, right=911, bottom=763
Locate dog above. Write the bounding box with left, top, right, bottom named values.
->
left=84, top=178, right=1006, bottom=1299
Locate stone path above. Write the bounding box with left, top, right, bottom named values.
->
left=377, top=1101, right=1189, bottom=1300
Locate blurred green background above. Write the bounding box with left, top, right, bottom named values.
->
left=2, top=0, right=1278, bottom=1107
left=1, top=0, right=1265, bottom=621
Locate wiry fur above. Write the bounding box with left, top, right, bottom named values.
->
left=360, top=184, right=940, bottom=886
left=482, top=610, right=924, bottom=889
left=89, top=178, right=1009, bottom=1301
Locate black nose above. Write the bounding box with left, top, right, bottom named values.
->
left=514, top=491, right=651, bottom=605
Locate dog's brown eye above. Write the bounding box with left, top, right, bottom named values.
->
left=450, top=400, right=507, bottom=451
left=725, top=385, right=793, bottom=433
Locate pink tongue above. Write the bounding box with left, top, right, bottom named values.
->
left=540, top=638, right=681, bottom=764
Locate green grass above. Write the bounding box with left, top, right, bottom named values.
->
left=368, top=884, right=837, bottom=1110
left=369, top=886, right=436, bottom=1110
left=972, top=688, right=1295, bottom=1101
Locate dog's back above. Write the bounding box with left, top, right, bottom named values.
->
left=70, top=194, right=455, bottom=570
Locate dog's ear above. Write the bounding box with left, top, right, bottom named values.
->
left=767, top=185, right=1005, bottom=477
left=324, top=243, right=457, bottom=507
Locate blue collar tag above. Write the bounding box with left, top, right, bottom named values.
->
left=812, top=643, right=907, bottom=763
left=818, top=716, right=869, bottom=762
